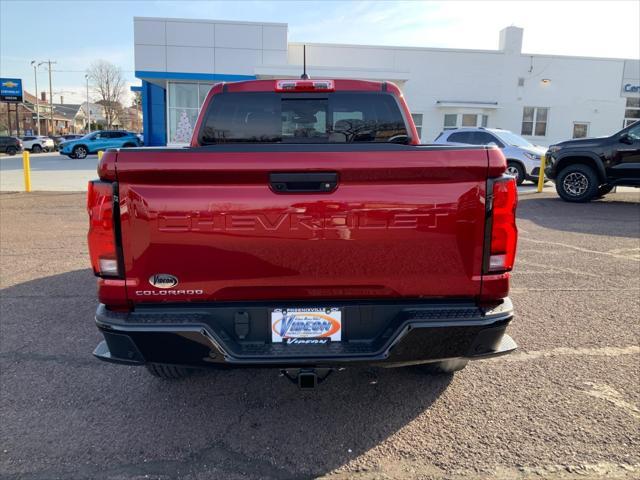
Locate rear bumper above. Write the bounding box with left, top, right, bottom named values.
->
left=94, top=298, right=516, bottom=368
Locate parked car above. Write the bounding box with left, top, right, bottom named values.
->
left=0, top=136, right=23, bottom=155
left=88, top=78, right=519, bottom=386
left=21, top=135, right=54, bottom=153
left=59, top=130, right=142, bottom=159
left=434, top=127, right=547, bottom=185
left=545, top=120, right=640, bottom=202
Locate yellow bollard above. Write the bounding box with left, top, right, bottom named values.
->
left=97, top=150, right=104, bottom=161
left=22, top=150, right=31, bottom=192
left=537, top=154, right=547, bottom=193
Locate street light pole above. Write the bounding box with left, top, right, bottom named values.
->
left=30, top=61, right=40, bottom=135
left=85, top=74, right=91, bottom=133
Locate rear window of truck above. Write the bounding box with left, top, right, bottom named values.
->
left=199, top=92, right=408, bottom=144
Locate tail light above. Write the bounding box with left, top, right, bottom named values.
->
left=275, top=80, right=335, bottom=92
left=87, top=180, right=120, bottom=277
left=485, top=177, right=518, bottom=273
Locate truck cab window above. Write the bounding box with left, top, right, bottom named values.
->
left=199, top=92, right=408, bottom=144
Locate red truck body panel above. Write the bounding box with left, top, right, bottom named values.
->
left=93, top=80, right=512, bottom=308
left=111, top=146, right=492, bottom=304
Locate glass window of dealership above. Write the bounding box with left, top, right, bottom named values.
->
left=168, top=82, right=213, bottom=144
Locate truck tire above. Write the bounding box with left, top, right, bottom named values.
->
left=414, top=359, right=468, bottom=374
left=73, top=145, right=88, bottom=159
left=6, top=146, right=17, bottom=155
left=556, top=164, right=599, bottom=202
left=32, top=144, right=42, bottom=153
left=145, top=363, right=193, bottom=379
left=506, top=161, right=525, bottom=186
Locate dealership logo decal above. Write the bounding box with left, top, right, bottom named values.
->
left=148, top=273, right=179, bottom=289
left=272, top=313, right=340, bottom=339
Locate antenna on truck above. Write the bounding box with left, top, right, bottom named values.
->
left=300, top=45, right=309, bottom=79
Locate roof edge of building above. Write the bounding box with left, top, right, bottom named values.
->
left=133, top=16, right=288, bottom=27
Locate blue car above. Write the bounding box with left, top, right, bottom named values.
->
left=59, top=130, right=142, bottom=159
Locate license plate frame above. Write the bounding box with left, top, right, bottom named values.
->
left=271, top=307, right=342, bottom=344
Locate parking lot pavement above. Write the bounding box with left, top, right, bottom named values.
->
left=1, top=190, right=639, bottom=480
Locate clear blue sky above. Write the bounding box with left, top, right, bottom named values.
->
left=1, top=0, right=638, bottom=104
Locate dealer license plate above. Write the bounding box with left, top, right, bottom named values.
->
left=271, top=307, right=342, bottom=344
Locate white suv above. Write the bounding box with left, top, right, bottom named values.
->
left=21, top=136, right=55, bottom=153
left=434, top=128, right=547, bottom=185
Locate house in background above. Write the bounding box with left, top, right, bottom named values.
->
left=52, top=103, right=83, bottom=133
left=0, top=90, right=77, bottom=136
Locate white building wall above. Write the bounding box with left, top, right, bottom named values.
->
left=134, top=17, right=288, bottom=75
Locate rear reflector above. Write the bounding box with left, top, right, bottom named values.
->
left=487, top=177, right=518, bottom=273
left=275, top=80, right=335, bottom=92
left=87, top=180, right=119, bottom=277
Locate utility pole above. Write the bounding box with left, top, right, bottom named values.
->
left=31, top=61, right=40, bottom=135
left=39, top=60, right=56, bottom=135
left=85, top=74, right=91, bottom=133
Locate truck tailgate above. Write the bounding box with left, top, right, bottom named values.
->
left=115, top=145, right=490, bottom=303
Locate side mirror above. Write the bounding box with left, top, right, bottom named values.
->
left=487, top=141, right=498, bottom=148
left=620, top=133, right=633, bottom=145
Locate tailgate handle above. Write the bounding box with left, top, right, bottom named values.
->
left=270, top=172, right=338, bottom=193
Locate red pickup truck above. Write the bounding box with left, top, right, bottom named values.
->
left=88, top=79, right=518, bottom=388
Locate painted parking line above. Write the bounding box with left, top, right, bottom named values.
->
left=497, top=345, right=639, bottom=362
left=520, top=237, right=640, bottom=262
left=582, top=382, right=640, bottom=420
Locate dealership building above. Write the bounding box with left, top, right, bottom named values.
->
left=133, top=16, right=640, bottom=146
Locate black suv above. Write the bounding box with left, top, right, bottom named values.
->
left=0, top=136, right=23, bottom=156
left=546, top=121, right=640, bottom=202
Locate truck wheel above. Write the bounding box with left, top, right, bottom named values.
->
left=145, top=363, right=193, bottom=379
left=6, top=146, right=17, bottom=156
left=506, top=161, right=525, bottom=186
left=32, top=144, right=42, bottom=153
left=597, top=184, right=614, bottom=198
left=414, top=359, right=468, bottom=374
left=73, top=145, right=88, bottom=159
left=556, top=164, right=599, bottom=202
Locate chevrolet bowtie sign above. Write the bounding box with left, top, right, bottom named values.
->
left=0, top=78, right=23, bottom=102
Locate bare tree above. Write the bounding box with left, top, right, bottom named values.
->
left=86, top=60, right=125, bottom=129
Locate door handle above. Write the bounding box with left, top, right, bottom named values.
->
left=269, top=172, right=338, bottom=193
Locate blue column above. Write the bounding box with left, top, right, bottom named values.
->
left=141, top=80, right=167, bottom=146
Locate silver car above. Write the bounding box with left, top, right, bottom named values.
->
left=434, top=128, right=547, bottom=185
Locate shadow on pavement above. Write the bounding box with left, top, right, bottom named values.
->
left=517, top=193, right=640, bottom=239
left=1, top=269, right=453, bottom=479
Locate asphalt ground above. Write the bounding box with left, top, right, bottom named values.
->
left=0, top=190, right=639, bottom=480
